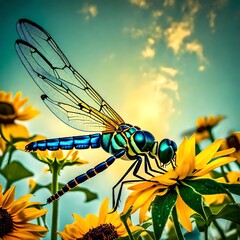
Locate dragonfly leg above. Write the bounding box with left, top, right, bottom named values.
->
left=112, top=156, right=149, bottom=211
left=46, top=149, right=126, bottom=204
left=143, top=155, right=166, bottom=175
left=111, top=179, right=145, bottom=213
left=153, top=157, right=167, bottom=173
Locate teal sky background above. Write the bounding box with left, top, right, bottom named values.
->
left=0, top=0, right=240, bottom=238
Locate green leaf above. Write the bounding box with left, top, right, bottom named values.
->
left=185, top=178, right=235, bottom=203
left=210, top=170, right=224, bottom=179
left=208, top=203, right=240, bottom=224
left=221, top=183, right=240, bottom=195
left=152, top=190, right=177, bottom=240
left=178, top=183, right=206, bottom=220
left=185, top=178, right=232, bottom=196
left=192, top=213, right=206, bottom=232
left=0, top=161, right=33, bottom=183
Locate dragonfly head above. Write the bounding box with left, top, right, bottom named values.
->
left=158, top=139, right=177, bottom=168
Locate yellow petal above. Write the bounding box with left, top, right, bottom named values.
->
left=8, top=194, right=33, bottom=215
left=53, top=150, right=64, bottom=161
left=139, top=193, right=156, bottom=223
left=73, top=213, right=89, bottom=234
left=195, top=139, right=223, bottom=170
left=98, top=198, right=109, bottom=224
left=123, top=191, right=142, bottom=214
left=13, top=208, right=47, bottom=222
left=194, top=157, right=236, bottom=177
left=152, top=171, right=178, bottom=185
left=176, top=135, right=195, bottom=179
left=2, top=186, right=15, bottom=209
left=128, top=181, right=155, bottom=191
left=14, top=222, right=48, bottom=232
left=2, top=123, right=30, bottom=139
left=12, top=92, right=23, bottom=105
left=17, top=105, right=40, bottom=120
left=214, top=147, right=236, bottom=158
left=86, top=214, right=98, bottom=228
left=6, top=231, right=41, bottom=240
left=130, top=186, right=159, bottom=213
left=175, top=195, right=194, bottom=232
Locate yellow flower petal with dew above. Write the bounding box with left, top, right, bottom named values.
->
left=123, top=134, right=236, bottom=233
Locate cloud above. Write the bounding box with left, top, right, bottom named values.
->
left=129, top=0, right=149, bottom=8
left=141, top=45, right=155, bottom=59
left=123, top=27, right=145, bottom=39
left=164, top=21, right=192, bottom=54
left=207, top=11, right=217, bottom=32
left=160, top=66, right=178, bottom=77
left=186, top=41, right=207, bottom=69
left=80, top=4, right=98, bottom=20
left=152, top=10, right=163, bottom=18
left=141, top=38, right=156, bottom=59
left=182, top=0, right=201, bottom=17
left=163, top=0, right=175, bottom=7
left=123, top=71, right=178, bottom=139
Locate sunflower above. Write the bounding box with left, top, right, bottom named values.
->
left=0, top=91, right=39, bottom=143
left=123, top=134, right=236, bottom=232
left=220, top=132, right=240, bottom=163
left=195, top=115, right=224, bottom=143
left=0, top=184, right=48, bottom=239
left=58, top=198, right=142, bottom=240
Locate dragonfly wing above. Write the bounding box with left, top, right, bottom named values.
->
left=15, top=19, right=124, bottom=132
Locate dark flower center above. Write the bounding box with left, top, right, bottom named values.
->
left=78, top=223, right=118, bottom=240
left=196, top=126, right=209, bottom=133
left=227, top=135, right=240, bottom=151
left=0, top=208, right=14, bottom=237
left=0, top=102, right=16, bottom=123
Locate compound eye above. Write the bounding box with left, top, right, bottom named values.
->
left=133, top=131, right=145, bottom=150
left=158, top=139, right=177, bottom=164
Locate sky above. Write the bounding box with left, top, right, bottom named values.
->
left=0, top=0, right=240, bottom=237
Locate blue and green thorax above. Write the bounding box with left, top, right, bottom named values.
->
left=101, top=124, right=157, bottom=160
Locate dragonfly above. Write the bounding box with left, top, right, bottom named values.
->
left=15, top=19, right=177, bottom=210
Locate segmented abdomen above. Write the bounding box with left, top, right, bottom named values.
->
left=25, top=133, right=101, bottom=151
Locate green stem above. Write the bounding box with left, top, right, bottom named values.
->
left=208, top=129, right=215, bottom=143
left=51, top=162, right=59, bottom=240
left=0, top=148, right=7, bottom=168
left=6, top=146, right=14, bottom=165
left=4, top=180, right=12, bottom=194
left=195, top=143, right=201, bottom=155
left=212, top=219, right=226, bottom=240
left=220, top=166, right=229, bottom=182
left=172, top=206, right=184, bottom=240
left=204, top=225, right=208, bottom=240
left=120, top=207, right=135, bottom=240
left=235, top=160, right=240, bottom=170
